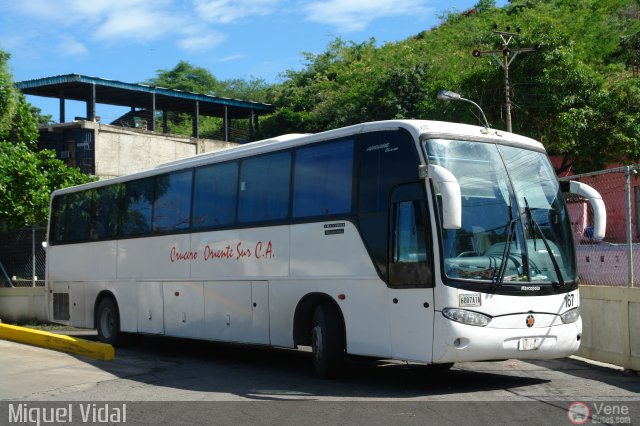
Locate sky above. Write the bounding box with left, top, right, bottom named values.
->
left=0, top=0, right=507, bottom=123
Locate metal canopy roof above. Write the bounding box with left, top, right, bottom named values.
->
left=15, top=74, right=274, bottom=119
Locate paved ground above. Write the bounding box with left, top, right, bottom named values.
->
left=1, top=332, right=639, bottom=424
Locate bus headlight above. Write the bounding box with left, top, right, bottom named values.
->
left=560, top=307, right=580, bottom=324
left=442, top=308, right=491, bottom=327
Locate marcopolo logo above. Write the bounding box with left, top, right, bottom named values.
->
left=525, top=314, right=535, bottom=328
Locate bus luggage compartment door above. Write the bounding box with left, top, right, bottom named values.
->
left=137, top=281, right=164, bottom=334
left=163, top=281, right=205, bottom=339
left=204, top=281, right=269, bottom=344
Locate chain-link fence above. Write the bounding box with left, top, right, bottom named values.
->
left=560, top=165, right=639, bottom=287
left=0, top=226, right=47, bottom=287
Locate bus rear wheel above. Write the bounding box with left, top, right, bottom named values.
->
left=311, top=303, right=344, bottom=379
left=96, top=297, right=120, bottom=345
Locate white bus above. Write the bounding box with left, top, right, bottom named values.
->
left=45, top=120, right=606, bottom=378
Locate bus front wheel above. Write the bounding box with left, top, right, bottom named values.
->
left=96, top=297, right=120, bottom=345
left=311, top=303, right=344, bottom=379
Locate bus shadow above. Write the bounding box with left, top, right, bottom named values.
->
left=73, top=332, right=551, bottom=400
left=525, top=358, right=640, bottom=395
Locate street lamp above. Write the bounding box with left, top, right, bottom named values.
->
left=437, top=89, right=490, bottom=129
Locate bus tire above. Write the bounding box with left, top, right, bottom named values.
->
left=96, top=297, right=120, bottom=345
left=311, top=303, right=344, bottom=379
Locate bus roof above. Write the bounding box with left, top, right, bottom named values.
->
left=51, top=119, right=545, bottom=196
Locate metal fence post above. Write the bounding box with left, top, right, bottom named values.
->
left=0, top=260, right=13, bottom=287
left=32, top=225, right=36, bottom=287
left=625, top=166, right=634, bottom=287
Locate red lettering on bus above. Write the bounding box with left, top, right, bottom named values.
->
left=236, top=241, right=252, bottom=260
left=204, top=244, right=234, bottom=260
left=255, top=241, right=274, bottom=259
left=264, top=241, right=273, bottom=259
left=170, top=246, right=198, bottom=262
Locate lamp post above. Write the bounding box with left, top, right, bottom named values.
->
left=437, top=89, right=490, bottom=129
left=472, top=24, right=540, bottom=133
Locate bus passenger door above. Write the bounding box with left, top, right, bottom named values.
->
left=388, top=182, right=435, bottom=362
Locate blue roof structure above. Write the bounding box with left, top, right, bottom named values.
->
left=15, top=74, right=274, bottom=119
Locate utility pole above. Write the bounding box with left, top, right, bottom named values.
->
left=472, top=24, right=540, bottom=133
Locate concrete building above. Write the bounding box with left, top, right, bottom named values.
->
left=16, top=74, right=275, bottom=179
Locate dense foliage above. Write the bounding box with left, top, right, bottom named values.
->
left=0, top=51, right=94, bottom=231
left=257, top=0, right=640, bottom=172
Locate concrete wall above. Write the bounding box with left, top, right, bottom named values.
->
left=0, top=287, right=47, bottom=324
left=93, top=123, right=237, bottom=179
left=578, top=286, right=640, bottom=371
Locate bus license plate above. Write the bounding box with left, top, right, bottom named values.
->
left=519, top=337, right=540, bottom=351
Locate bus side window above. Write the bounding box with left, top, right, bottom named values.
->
left=394, top=201, right=427, bottom=263
left=293, top=139, right=354, bottom=218
left=153, top=170, right=193, bottom=233
left=389, top=183, right=433, bottom=288
left=192, top=162, right=238, bottom=229
left=120, top=178, right=154, bottom=237
left=65, top=191, right=92, bottom=242
left=238, top=152, right=291, bottom=223
left=93, top=185, right=121, bottom=239
left=50, top=195, right=67, bottom=243
left=358, top=130, right=421, bottom=281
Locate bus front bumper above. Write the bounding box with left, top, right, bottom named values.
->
left=432, top=313, right=582, bottom=363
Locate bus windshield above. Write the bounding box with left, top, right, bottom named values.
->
left=425, top=138, right=576, bottom=286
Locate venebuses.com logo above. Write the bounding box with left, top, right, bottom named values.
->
left=567, top=402, right=590, bottom=424
left=567, top=401, right=631, bottom=424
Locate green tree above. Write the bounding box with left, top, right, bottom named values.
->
left=0, top=143, right=92, bottom=229
left=0, top=50, right=94, bottom=231
left=146, top=60, right=221, bottom=94
left=145, top=61, right=271, bottom=140
left=260, top=0, right=640, bottom=172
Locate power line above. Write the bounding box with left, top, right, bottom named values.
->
left=472, top=24, right=541, bottom=133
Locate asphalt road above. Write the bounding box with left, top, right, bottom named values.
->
left=1, top=332, right=639, bottom=425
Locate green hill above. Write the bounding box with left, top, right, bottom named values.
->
left=261, top=0, right=640, bottom=172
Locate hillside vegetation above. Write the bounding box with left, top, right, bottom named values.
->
left=258, top=0, right=640, bottom=173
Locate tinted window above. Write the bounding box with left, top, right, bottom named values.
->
left=120, top=178, right=154, bottom=236
left=153, top=170, right=192, bottom=233
left=293, top=140, right=354, bottom=218
left=93, top=185, right=122, bottom=239
left=192, top=162, right=238, bottom=228
left=394, top=201, right=427, bottom=263
left=238, top=152, right=291, bottom=223
left=65, top=191, right=92, bottom=242
left=357, top=130, right=420, bottom=281
left=359, top=130, right=419, bottom=212
left=389, top=183, right=432, bottom=288
left=50, top=195, right=67, bottom=243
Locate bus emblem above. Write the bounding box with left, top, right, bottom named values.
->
left=526, top=315, right=535, bottom=328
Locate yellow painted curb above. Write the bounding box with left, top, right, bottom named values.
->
left=0, top=323, right=115, bottom=361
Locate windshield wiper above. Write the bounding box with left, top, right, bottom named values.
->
left=491, top=204, right=516, bottom=291
left=523, top=197, right=565, bottom=289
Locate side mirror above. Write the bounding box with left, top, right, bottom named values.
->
left=426, top=164, right=462, bottom=229
left=562, top=181, right=606, bottom=240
